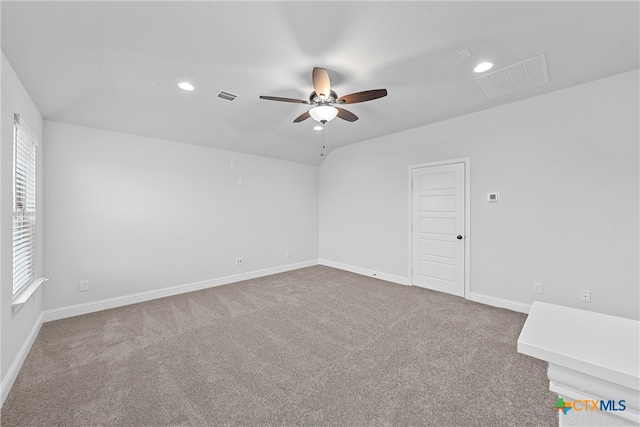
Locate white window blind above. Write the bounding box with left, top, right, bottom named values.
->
left=13, top=113, right=37, bottom=295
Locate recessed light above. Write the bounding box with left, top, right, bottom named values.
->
left=313, top=125, right=323, bottom=131
left=178, top=82, right=195, bottom=91
left=474, top=62, right=493, bottom=73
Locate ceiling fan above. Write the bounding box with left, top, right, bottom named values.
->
left=259, top=67, right=387, bottom=124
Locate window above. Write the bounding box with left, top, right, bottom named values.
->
left=13, top=113, right=37, bottom=296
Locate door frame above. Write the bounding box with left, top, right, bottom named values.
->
left=408, top=157, right=471, bottom=298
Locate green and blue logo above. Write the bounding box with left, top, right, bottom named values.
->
left=555, top=397, right=626, bottom=415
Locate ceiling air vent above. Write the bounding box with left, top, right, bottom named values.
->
left=476, top=54, right=549, bottom=100
left=214, top=90, right=238, bottom=102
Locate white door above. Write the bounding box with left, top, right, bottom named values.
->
left=411, top=163, right=465, bottom=297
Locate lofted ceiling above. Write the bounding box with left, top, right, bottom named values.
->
left=2, top=1, right=638, bottom=165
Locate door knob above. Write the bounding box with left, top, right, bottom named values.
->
left=457, top=235, right=463, bottom=240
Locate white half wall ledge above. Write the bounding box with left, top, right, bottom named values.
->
left=318, top=259, right=409, bottom=286
left=42, top=260, right=319, bottom=323
left=518, top=301, right=640, bottom=426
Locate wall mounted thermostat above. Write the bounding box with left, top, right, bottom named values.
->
left=487, top=192, right=500, bottom=202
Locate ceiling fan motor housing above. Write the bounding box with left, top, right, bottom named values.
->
left=310, top=90, right=338, bottom=105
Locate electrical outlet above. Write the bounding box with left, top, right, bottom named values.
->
left=533, top=282, right=543, bottom=294
left=579, top=290, right=591, bottom=303
left=79, top=280, right=89, bottom=292
left=235, top=257, right=244, bottom=266
left=389, top=258, right=396, bottom=266
left=285, top=250, right=291, bottom=258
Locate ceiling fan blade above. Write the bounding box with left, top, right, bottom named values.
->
left=259, top=95, right=309, bottom=104
left=335, top=107, right=358, bottom=122
left=312, top=67, right=331, bottom=98
left=336, top=89, right=387, bottom=104
left=293, top=111, right=311, bottom=123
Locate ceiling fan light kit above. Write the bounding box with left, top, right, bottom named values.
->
left=260, top=67, right=387, bottom=124
left=309, top=105, right=338, bottom=123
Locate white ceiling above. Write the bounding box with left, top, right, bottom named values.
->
left=2, top=1, right=638, bottom=165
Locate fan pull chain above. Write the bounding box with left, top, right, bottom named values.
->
left=320, top=121, right=326, bottom=157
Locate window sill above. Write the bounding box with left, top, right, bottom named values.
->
left=12, top=277, right=49, bottom=313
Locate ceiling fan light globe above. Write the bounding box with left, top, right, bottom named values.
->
left=309, top=105, right=338, bottom=122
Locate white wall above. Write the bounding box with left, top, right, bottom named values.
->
left=319, top=70, right=639, bottom=320
left=1, top=53, right=45, bottom=390
left=43, top=122, right=318, bottom=313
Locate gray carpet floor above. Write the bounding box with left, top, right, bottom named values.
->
left=1, top=265, right=557, bottom=426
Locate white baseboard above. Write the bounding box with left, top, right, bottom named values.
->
left=1, top=312, right=43, bottom=405
left=469, top=292, right=532, bottom=314
left=42, top=260, right=319, bottom=323
left=318, top=260, right=532, bottom=315
left=319, top=259, right=409, bottom=286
